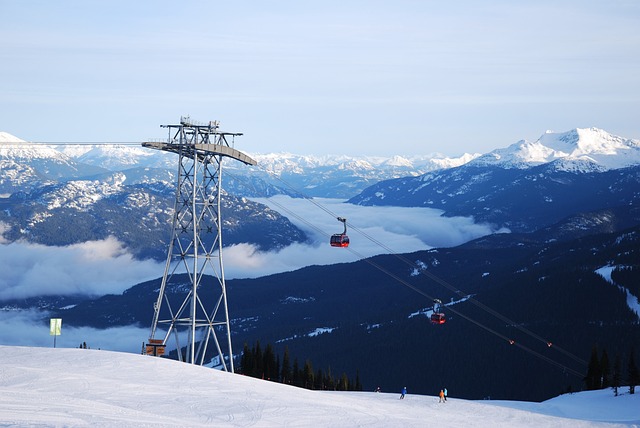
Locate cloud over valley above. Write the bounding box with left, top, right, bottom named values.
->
left=0, top=198, right=502, bottom=299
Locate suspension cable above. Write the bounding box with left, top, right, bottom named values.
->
left=256, top=189, right=586, bottom=378
left=3, top=141, right=144, bottom=146
left=243, top=164, right=589, bottom=374
left=5, top=141, right=588, bottom=375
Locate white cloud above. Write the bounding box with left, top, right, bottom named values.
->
left=0, top=198, right=503, bottom=296
left=222, top=196, right=504, bottom=279
left=0, top=309, right=151, bottom=353
left=0, top=236, right=163, bottom=300
left=0, top=197, right=503, bottom=350
left=0, top=222, right=10, bottom=244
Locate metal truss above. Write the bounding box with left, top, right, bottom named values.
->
left=144, top=116, right=256, bottom=369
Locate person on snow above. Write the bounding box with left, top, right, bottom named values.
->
left=439, top=389, right=445, bottom=403
left=400, top=386, right=407, bottom=399
left=444, top=387, right=448, bottom=401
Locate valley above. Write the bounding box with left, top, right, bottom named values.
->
left=1, top=127, right=639, bottom=401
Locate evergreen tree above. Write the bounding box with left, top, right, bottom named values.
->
left=292, top=358, right=302, bottom=387
left=254, top=341, right=263, bottom=379
left=263, top=344, right=276, bottom=381
left=612, top=354, right=622, bottom=397
left=315, top=369, right=324, bottom=390
left=325, top=367, right=336, bottom=391
left=628, top=348, right=640, bottom=395
left=338, top=373, right=349, bottom=391
left=235, top=340, right=364, bottom=393
left=239, top=342, right=253, bottom=375
left=600, top=349, right=611, bottom=389
left=585, top=345, right=602, bottom=390
left=281, top=347, right=292, bottom=384
left=303, top=360, right=314, bottom=389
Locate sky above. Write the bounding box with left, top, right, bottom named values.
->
left=1, top=346, right=638, bottom=427
left=1, top=1, right=639, bottom=156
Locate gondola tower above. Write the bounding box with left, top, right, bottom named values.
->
left=143, top=116, right=256, bottom=369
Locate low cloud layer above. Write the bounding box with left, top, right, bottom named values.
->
left=0, top=236, right=164, bottom=300
left=223, top=196, right=504, bottom=279
left=0, top=197, right=505, bottom=350
left=0, top=309, right=151, bottom=353
left=0, top=198, right=504, bottom=299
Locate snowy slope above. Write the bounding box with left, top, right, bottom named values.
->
left=59, top=144, right=176, bottom=171
left=0, top=132, right=108, bottom=192
left=0, top=131, right=481, bottom=199
left=0, top=132, right=26, bottom=144
left=249, top=151, right=478, bottom=175
left=0, top=131, right=477, bottom=175
left=0, top=132, right=70, bottom=161
left=0, top=346, right=637, bottom=427
left=470, top=128, right=640, bottom=171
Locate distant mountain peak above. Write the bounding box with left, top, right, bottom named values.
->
left=384, top=155, right=413, bottom=167
left=471, top=128, right=640, bottom=171
left=0, top=132, right=27, bottom=144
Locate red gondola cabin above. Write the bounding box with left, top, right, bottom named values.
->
left=330, top=216, right=349, bottom=248
left=430, top=312, right=446, bottom=324
left=431, top=298, right=446, bottom=324
left=330, top=233, right=350, bottom=247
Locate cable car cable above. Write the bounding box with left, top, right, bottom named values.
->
left=12, top=143, right=587, bottom=375
left=4, top=141, right=144, bottom=146
left=349, top=222, right=587, bottom=366
left=250, top=163, right=587, bottom=366
left=229, top=168, right=588, bottom=376
left=344, top=241, right=586, bottom=379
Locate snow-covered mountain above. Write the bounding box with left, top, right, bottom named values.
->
left=248, top=151, right=476, bottom=175
left=0, top=132, right=107, bottom=194
left=57, top=143, right=176, bottom=171
left=470, top=127, right=640, bottom=171
left=0, top=131, right=480, bottom=199
left=3, top=126, right=639, bottom=254
left=350, top=128, right=640, bottom=234
left=0, top=130, right=480, bottom=255
left=2, top=127, right=640, bottom=404
left=0, top=132, right=308, bottom=256
left=225, top=151, right=480, bottom=198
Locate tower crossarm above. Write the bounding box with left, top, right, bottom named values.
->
left=142, top=141, right=257, bottom=166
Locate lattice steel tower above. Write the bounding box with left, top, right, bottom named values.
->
left=143, top=116, right=256, bottom=369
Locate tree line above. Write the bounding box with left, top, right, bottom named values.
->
left=584, top=345, right=640, bottom=396
left=237, top=340, right=362, bottom=391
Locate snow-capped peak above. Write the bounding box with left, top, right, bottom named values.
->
left=383, top=155, right=414, bottom=168
left=471, top=128, right=640, bottom=171
left=0, top=132, right=28, bottom=144
left=0, top=132, right=71, bottom=161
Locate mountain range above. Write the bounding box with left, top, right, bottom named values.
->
left=1, top=127, right=639, bottom=402
left=350, top=128, right=640, bottom=234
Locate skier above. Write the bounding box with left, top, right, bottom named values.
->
left=400, top=386, right=407, bottom=399
left=439, top=389, right=445, bottom=403
left=444, top=387, right=448, bottom=401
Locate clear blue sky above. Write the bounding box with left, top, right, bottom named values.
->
left=1, top=0, right=639, bottom=156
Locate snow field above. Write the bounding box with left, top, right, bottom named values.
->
left=1, top=346, right=638, bottom=427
